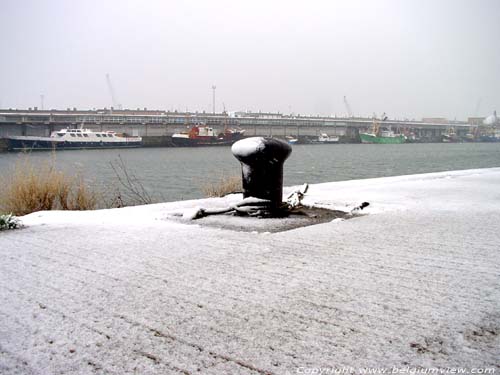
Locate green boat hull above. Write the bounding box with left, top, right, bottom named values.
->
left=360, top=133, right=406, bottom=144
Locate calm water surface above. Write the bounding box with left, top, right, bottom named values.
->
left=1, top=143, right=499, bottom=202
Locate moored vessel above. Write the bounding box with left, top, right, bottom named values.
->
left=317, top=133, right=339, bottom=143
left=360, top=116, right=405, bottom=144
left=6, top=128, right=142, bottom=151
left=171, top=123, right=245, bottom=146
left=441, top=127, right=462, bottom=143
left=477, top=112, right=500, bottom=141
left=478, top=129, right=500, bottom=142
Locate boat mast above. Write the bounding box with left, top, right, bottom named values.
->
left=223, top=102, right=227, bottom=132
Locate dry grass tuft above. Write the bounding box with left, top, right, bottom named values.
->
left=108, top=156, right=153, bottom=207
left=201, top=174, right=242, bottom=198
left=0, top=157, right=99, bottom=216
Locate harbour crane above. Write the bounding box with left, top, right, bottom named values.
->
left=343, top=96, right=353, bottom=118
left=106, top=73, right=122, bottom=111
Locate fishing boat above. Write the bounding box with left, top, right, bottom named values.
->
left=478, top=128, right=500, bottom=142
left=285, top=136, right=298, bottom=144
left=171, top=122, right=245, bottom=146
left=478, top=111, right=500, bottom=141
left=360, top=116, right=405, bottom=144
left=441, top=127, right=461, bottom=143
left=6, top=128, right=142, bottom=151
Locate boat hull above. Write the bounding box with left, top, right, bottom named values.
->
left=315, top=139, right=339, bottom=144
left=7, top=137, right=142, bottom=151
left=171, top=134, right=244, bottom=147
left=360, top=133, right=405, bottom=144
left=478, top=135, right=500, bottom=142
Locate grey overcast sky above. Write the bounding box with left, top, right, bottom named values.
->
left=0, top=0, right=499, bottom=120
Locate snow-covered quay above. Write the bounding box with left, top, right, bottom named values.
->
left=1, top=168, right=499, bottom=374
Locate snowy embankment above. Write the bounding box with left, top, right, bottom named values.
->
left=1, top=168, right=499, bottom=374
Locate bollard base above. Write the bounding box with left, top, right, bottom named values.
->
left=181, top=206, right=353, bottom=233
left=233, top=204, right=290, bottom=218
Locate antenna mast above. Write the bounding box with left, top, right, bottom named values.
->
left=212, top=85, right=216, bottom=114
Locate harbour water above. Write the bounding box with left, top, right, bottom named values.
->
left=1, top=142, right=500, bottom=203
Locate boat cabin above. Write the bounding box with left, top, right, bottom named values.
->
left=51, top=128, right=118, bottom=139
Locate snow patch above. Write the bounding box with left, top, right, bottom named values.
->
left=231, top=137, right=265, bottom=157
left=2, top=167, right=500, bottom=372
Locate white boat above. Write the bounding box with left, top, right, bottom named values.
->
left=317, top=133, right=339, bottom=143
left=7, top=128, right=142, bottom=151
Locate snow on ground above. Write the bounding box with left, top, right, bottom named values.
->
left=1, top=168, right=499, bottom=374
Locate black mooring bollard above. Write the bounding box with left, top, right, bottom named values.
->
left=231, top=137, right=292, bottom=215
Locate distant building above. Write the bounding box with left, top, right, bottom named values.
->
left=468, top=117, right=486, bottom=125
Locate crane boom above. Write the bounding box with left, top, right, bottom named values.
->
left=343, top=96, right=353, bottom=118
left=106, top=73, right=122, bottom=110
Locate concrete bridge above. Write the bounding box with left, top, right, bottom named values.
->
left=0, top=109, right=471, bottom=144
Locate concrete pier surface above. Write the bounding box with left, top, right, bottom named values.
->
left=1, top=169, right=499, bottom=374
